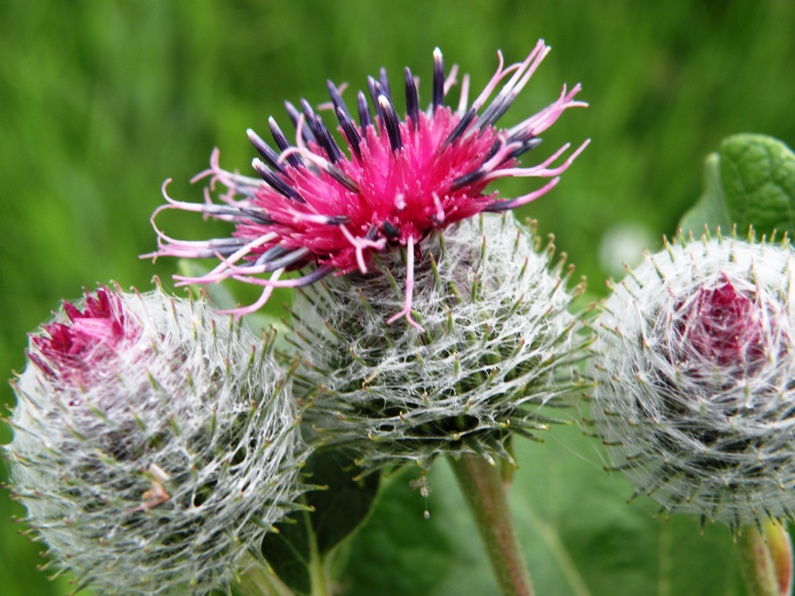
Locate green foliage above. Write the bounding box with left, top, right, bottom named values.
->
left=681, top=135, right=795, bottom=238
left=261, top=449, right=380, bottom=594
left=343, top=426, right=744, bottom=595
left=720, top=135, right=795, bottom=237
left=678, top=153, right=731, bottom=236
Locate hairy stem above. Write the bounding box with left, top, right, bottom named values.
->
left=738, top=521, right=793, bottom=596
left=449, top=453, right=534, bottom=596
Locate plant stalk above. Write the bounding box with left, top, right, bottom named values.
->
left=738, top=521, right=793, bottom=596
left=237, top=553, right=295, bottom=596
left=449, top=453, right=534, bottom=596
left=306, top=507, right=332, bottom=596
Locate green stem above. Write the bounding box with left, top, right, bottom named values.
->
left=306, top=507, right=332, bottom=596
left=449, top=453, right=534, bottom=596
left=237, top=552, right=294, bottom=596
left=738, top=521, right=793, bottom=596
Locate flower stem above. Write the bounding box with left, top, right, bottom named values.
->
left=738, top=521, right=793, bottom=596
left=237, top=553, right=294, bottom=596
left=449, top=453, right=534, bottom=596
left=305, top=507, right=332, bottom=596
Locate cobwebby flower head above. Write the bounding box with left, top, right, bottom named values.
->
left=291, top=214, right=589, bottom=473
left=5, top=285, right=308, bottom=594
left=590, top=233, right=795, bottom=531
left=146, top=41, right=588, bottom=326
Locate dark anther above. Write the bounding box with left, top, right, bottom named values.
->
left=262, top=247, right=311, bottom=272
left=325, top=215, right=351, bottom=225
left=367, top=76, right=382, bottom=121
left=312, top=114, right=344, bottom=163
left=325, top=165, right=360, bottom=193
left=239, top=207, right=274, bottom=225
left=478, top=93, right=516, bottom=130
left=507, top=137, right=542, bottom=160
left=432, top=47, right=445, bottom=113
left=202, top=205, right=261, bottom=220
left=404, top=67, right=419, bottom=128
left=449, top=168, right=484, bottom=191
left=255, top=245, right=289, bottom=266
left=444, top=108, right=477, bottom=146
left=252, top=159, right=305, bottom=202
left=292, top=265, right=334, bottom=287
left=300, top=98, right=318, bottom=121
left=338, top=108, right=362, bottom=159
left=381, top=221, right=400, bottom=239
left=484, top=139, right=502, bottom=162
left=247, top=129, right=285, bottom=173
left=285, top=101, right=315, bottom=144
left=357, top=91, right=372, bottom=129
left=483, top=200, right=516, bottom=213
left=268, top=117, right=303, bottom=169
left=326, top=80, right=351, bottom=120
left=378, top=95, right=403, bottom=151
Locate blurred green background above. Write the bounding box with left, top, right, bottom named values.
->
left=1, top=1, right=794, bottom=594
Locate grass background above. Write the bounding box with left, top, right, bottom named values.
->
left=1, top=1, right=794, bottom=594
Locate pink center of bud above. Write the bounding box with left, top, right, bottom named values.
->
left=29, top=288, right=140, bottom=383
left=676, top=274, right=765, bottom=369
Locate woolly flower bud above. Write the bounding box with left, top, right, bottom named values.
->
left=591, top=234, right=795, bottom=531
left=291, top=213, right=587, bottom=472
left=5, top=286, right=307, bottom=594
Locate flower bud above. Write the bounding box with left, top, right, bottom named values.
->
left=5, top=285, right=308, bottom=594
left=291, top=214, right=588, bottom=473
left=590, top=233, right=795, bottom=530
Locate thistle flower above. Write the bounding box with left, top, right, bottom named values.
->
left=146, top=41, right=588, bottom=327
left=590, top=233, right=795, bottom=531
left=291, top=214, right=589, bottom=473
left=5, top=285, right=308, bottom=594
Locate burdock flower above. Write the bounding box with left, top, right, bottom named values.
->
left=146, top=41, right=588, bottom=327
left=5, top=285, right=307, bottom=594
left=291, top=214, right=589, bottom=473
left=590, top=233, right=795, bottom=531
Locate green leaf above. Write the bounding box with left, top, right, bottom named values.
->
left=678, top=152, right=730, bottom=237
left=261, top=448, right=381, bottom=594
left=342, top=425, right=746, bottom=595
left=678, top=135, right=795, bottom=241
left=719, top=134, right=795, bottom=237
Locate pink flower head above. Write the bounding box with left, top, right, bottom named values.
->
left=146, top=41, right=588, bottom=328
left=675, top=274, right=765, bottom=371
left=28, top=287, right=141, bottom=384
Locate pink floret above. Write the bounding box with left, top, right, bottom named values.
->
left=676, top=274, right=766, bottom=373
left=29, top=287, right=141, bottom=383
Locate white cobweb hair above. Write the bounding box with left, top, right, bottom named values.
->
left=291, top=213, right=589, bottom=473
left=5, top=286, right=308, bottom=595
left=590, top=232, right=795, bottom=532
